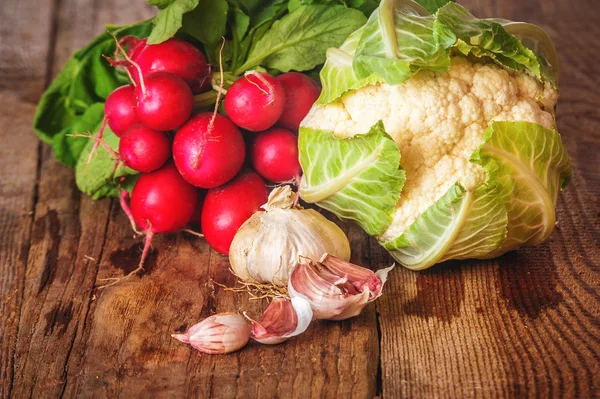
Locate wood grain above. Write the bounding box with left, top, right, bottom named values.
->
left=61, top=213, right=378, bottom=398
left=0, top=0, right=55, bottom=397
left=6, top=2, right=378, bottom=397
left=376, top=0, right=600, bottom=398
left=8, top=1, right=154, bottom=398
left=1, top=0, right=598, bottom=398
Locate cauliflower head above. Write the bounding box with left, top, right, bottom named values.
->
left=298, top=1, right=571, bottom=270
left=303, top=57, right=558, bottom=242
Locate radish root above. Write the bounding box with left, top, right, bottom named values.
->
left=67, top=131, right=121, bottom=171
left=87, top=118, right=107, bottom=167
left=97, top=230, right=154, bottom=289
left=108, top=31, right=146, bottom=97
left=120, top=190, right=142, bottom=235
left=181, top=229, right=204, bottom=238
left=244, top=70, right=275, bottom=105
left=209, top=37, right=227, bottom=133
left=103, top=55, right=136, bottom=84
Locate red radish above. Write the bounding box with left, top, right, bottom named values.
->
left=172, top=113, right=246, bottom=188
left=129, top=38, right=211, bottom=94
left=201, top=170, right=268, bottom=255
left=131, top=163, right=198, bottom=234
left=276, top=72, right=321, bottom=131
left=84, top=84, right=139, bottom=165
left=135, top=72, right=193, bottom=132
left=105, top=84, right=139, bottom=137
left=250, top=128, right=300, bottom=183
left=224, top=72, right=286, bottom=132
left=104, top=163, right=199, bottom=285
left=118, top=124, right=171, bottom=172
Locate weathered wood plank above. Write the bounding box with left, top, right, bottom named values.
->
left=196, top=221, right=379, bottom=399
left=36, top=2, right=377, bottom=397
left=0, top=0, right=55, bottom=397
left=377, top=176, right=599, bottom=398
left=376, top=0, right=600, bottom=397
left=4, top=0, right=599, bottom=398
left=66, top=212, right=378, bottom=398
left=10, top=1, right=154, bottom=398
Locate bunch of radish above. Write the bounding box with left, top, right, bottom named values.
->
left=95, top=36, right=321, bottom=285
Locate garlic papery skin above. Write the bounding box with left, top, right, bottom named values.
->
left=246, top=297, right=313, bottom=345
left=171, top=313, right=250, bottom=354
left=288, top=254, right=394, bottom=321
left=229, top=186, right=351, bottom=286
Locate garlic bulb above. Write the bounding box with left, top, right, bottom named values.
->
left=229, top=185, right=351, bottom=286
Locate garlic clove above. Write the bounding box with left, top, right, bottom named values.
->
left=320, top=253, right=384, bottom=298
left=248, top=298, right=296, bottom=345
left=289, top=264, right=369, bottom=320
left=288, top=255, right=394, bottom=321
left=246, top=297, right=313, bottom=345
left=172, top=313, right=250, bottom=354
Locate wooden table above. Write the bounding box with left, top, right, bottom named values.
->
left=1, top=0, right=598, bottom=398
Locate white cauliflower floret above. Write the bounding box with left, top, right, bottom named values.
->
left=302, top=57, right=557, bottom=242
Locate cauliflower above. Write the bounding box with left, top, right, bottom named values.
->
left=303, top=57, right=558, bottom=242
left=298, top=0, right=571, bottom=270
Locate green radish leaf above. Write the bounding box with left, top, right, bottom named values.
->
left=345, top=0, right=366, bottom=7
left=249, top=0, right=289, bottom=26
left=33, top=21, right=153, bottom=167
left=288, top=0, right=310, bottom=12
left=236, top=5, right=367, bottom=74
left=287, top=0, right=375, bottom=13
left=239, top=4, right=287, bottom=61
left=233, top=9, right=251, bottom=41
left=234, top=0, right=289, bottom=69
left=288, top=0, right=341, bottom=13
left=237, top=0, right=283, bottom=18
left=148, top=0, right=199, bottom=44
left=357, top=0, right=379, bottom=16
left=180, top=0, right=229, bottom=63
left=146, top=0, right=175, bottom=9
left=299, top=121, right=405, bottom=236
left=34, top=58, right=79, bottom=146
left=75, top=125, right=138, bottom=200
left=51, top=103, right=106, bottom=168
left=236, top=0, right=264, bottom=15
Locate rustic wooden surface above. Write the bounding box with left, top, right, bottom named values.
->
left=0, top=0, right=598, bottom=397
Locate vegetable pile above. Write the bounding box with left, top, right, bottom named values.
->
left=33, top=0, right=371, bottom=268
left=299, top=0, right=572, bottom=270
left=33, top=0, right=572, bottom=354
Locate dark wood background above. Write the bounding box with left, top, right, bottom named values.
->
left=1, top=0, right=598, bottom=398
